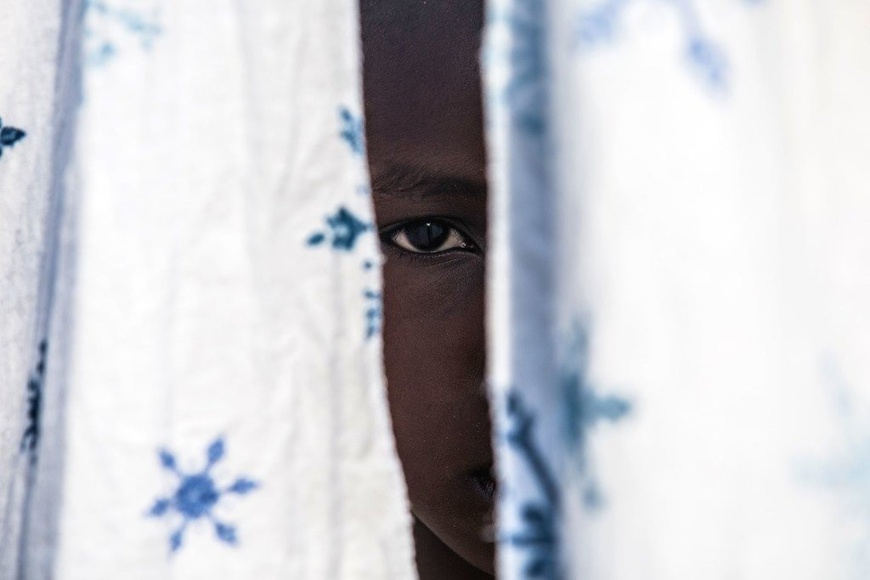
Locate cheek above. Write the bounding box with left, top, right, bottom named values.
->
left=381, top=255, right=485, bottom=400
left=380, top=255, right=489, bottom=488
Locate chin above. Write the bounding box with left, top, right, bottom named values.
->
left=425, top=466, right=498, bottom=575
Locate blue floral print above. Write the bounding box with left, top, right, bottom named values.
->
left=20, top=341, right=48, bottom=460
left=504, top=391, right=562, bottom=579
left=85, top=0, right=161, bottom=67
left=0, top=118, right=27, bottom=159
left=575, top=0, right=765, bottom=90
left=496, top=0, right=549, bottom=136
left=306, top=106, right=381, bottom=340
left=561, top=323, right=632, bottom=509
left=339, top=107, right=365, bottom=156
left=148, top=437, right=258, bottom=553
left=364, top=289, right=382, bottom=339
left=306, top=206, right=371, bottom=251
left=800, top=359, right=870, bottom=579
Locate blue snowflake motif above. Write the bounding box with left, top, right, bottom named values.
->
left=504, top=391, right=562, bottom=579
left=307, top=206, right=371, bottom=251
left=0, top=118, right=27, bottom=159
left=575, top=0, right=764, bottom=90
left=800, top=360, right=870, bottom=579
left=339, top=107, right=365, bottom=156
left=148, top=437, right=258, bottom=552
left=561, top=322, right=632, bottom=509
left=85, top=0, right=161, bottom=68
left=20, top=341, right=48, bottom=459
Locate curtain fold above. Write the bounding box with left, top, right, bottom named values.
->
left=1, top=1, right=80, bottom=576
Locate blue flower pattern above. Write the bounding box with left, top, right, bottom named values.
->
left=489, top=0, right=549, bottom=136
left=489, top=2, right=560, bottom=575
left=306, top=106, right=382, bottom=340
left=85, top=0, right=161, bottom=68
left=20, top=341, right=48, bottom=460
left=339, top=107, right=365, bottom=156
left=307, top=206, right=371, bottom=252
left=0, top=118, right=27, bottom=159
left=501, top=327, right=633, bottom=578
left=575, top=0, right=764, bottom=90
left=364, top=289, right=382, bottom=339
left=800, top=360, right=870, bottom=579
left=72, top=3, right=382, bottom=563
left=561, top=323, right=632, bottom=509
left=504, top=391, right=562, bottom=579
left=148, top=437, right=258, bottom=553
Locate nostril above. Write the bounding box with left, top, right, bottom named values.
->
left=468, top=466, right=497, bottom=500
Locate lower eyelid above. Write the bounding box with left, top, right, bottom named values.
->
left=381, top=245, right=479, bottom=267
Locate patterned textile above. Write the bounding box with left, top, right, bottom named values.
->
left=0, top=1, right=79, bottom=576
left=485, top=0, right=870, bottom=578
left=1, top=1, right=415, bottom=579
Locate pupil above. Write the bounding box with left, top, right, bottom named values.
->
left=406, top=221, right=449, bottom=251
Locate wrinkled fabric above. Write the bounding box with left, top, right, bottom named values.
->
left=0, top=1, right=79, bottom=576
left=485, top=0, right=870, bottom=578
left=2, top=1, right=416, bottom=579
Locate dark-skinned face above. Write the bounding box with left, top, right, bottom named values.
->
left=360, top=1, right=494, bottom=577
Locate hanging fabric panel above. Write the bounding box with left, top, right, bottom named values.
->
left=4, top=1, right=417, bottom=579
left=484, top=0, right=563, bottom=577
left=486, top=0, right=870, bottom=578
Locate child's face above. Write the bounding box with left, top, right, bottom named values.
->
left=361, top=0, right=493, bottom=575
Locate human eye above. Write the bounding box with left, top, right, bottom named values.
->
left=383, top=218, right=476, bottom=255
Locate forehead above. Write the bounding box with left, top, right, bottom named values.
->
left=360, top=0, right=486, bottom=184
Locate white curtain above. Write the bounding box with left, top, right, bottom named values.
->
left=1, top=1, right=416, bottom=579
left=485, top=0, right=870, bottom=578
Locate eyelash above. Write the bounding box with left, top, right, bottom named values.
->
left=380, top=218, right=478, bottom=258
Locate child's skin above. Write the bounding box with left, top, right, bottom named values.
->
left=361, top=1, right=494, bottom=578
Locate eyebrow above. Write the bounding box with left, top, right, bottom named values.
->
left=370, top=164, right=486, bottom=200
